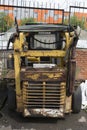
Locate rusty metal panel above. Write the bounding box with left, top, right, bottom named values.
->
left=20, top=68, right=66, bottom=82
left=5, top=68, right=66, bottom=82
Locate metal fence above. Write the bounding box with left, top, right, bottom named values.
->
left=0, top=1, right=65, bottom=78
left=0, top=1, right=64, bottom=33
left=0, top=1, right=87, bottom=78
left=69, top=6, right=87, bottom=29
left=0, top=1, right=64, bottom=78
left=69, top=6, right=87, bottom=48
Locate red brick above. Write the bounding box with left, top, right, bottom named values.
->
left=76, top=49, right=87, bottom=80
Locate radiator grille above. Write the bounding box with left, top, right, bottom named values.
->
left=23, top=81, right=66, bottom=109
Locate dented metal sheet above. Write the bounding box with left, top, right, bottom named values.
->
left=24, top=108, right=64, bottom=117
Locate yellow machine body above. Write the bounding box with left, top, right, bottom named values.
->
left=6, top=24, right=79, bottom=117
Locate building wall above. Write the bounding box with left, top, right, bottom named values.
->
left=0, top=6, right=14, bottom=19
left=33, top=9, right=63, bottom=23
left=76, top=49, right=87, bottom=80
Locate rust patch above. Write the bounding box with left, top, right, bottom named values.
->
left=5, top=68, right=66, bottom=82
left=23, top=108, right=64, bottom=117
left=21, top=68, right=66, bottom=81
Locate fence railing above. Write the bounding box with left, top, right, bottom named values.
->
left=0, top=1, right=87, bottom=78
left=0, top=1, right=64, bottom=33
left=69, top=6, right=87, bottom=29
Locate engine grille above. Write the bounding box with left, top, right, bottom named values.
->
left=23, top=81, right=66, bottom=109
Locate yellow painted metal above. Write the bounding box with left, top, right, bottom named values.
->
left=60, top=82, right=66, bottom=109
left=20, top=50, right=66, bottom=57
left=65, top=32, right=74, bottom=49
left=23, top=89, right=65, bottom=93
left=14, top=38, right=20, bottom=50
left=13, top=32, right=74, bottom=56
left=43, top=82, right=46, bottom=108
left=14, top=52, right=23, bottom=111
left=27, top=57, right=40, bottom=62
left=25, top=73, right=39, bottom=80
left=23, top=81, right=29, bottom=106
left=13, top=33, right=27, bottom=111
left=19, top=33, right=25, bottom=51
left=22, top=81, right=66, bottom=109
left=14, top=33, right=26, bottom=51
left=43, top=73, right=62, bottom=79
left=24, top=72, right=63, bottom=80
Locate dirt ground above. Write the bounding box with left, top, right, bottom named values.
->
left=0, top=104, right=87, bottom=130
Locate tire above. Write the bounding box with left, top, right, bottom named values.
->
left=72, top=86, right=82, bottom=113
left=8, top=87, right=16, bottom=110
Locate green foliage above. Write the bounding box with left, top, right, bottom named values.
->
left=70, top=15, right=85, bottom=29
left=0, top=12, right=13, bottom=32
left=64, top=15, right=85, bottom=29
left=20, top=17, right=36, bottom=25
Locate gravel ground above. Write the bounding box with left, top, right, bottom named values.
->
left=0, top=103, right=87, bottom=130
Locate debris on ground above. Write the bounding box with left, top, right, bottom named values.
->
left=78, top=116, right=87, bottom=123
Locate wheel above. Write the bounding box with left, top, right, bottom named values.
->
left=8, top=87, right=16, bottom=110
left=72, top=86, right=82, bottom=113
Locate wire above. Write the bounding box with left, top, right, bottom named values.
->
left=31, top=35, right=65, bottom=44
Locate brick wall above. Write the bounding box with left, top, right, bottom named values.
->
left=76, top=49, right=87, bottom=80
